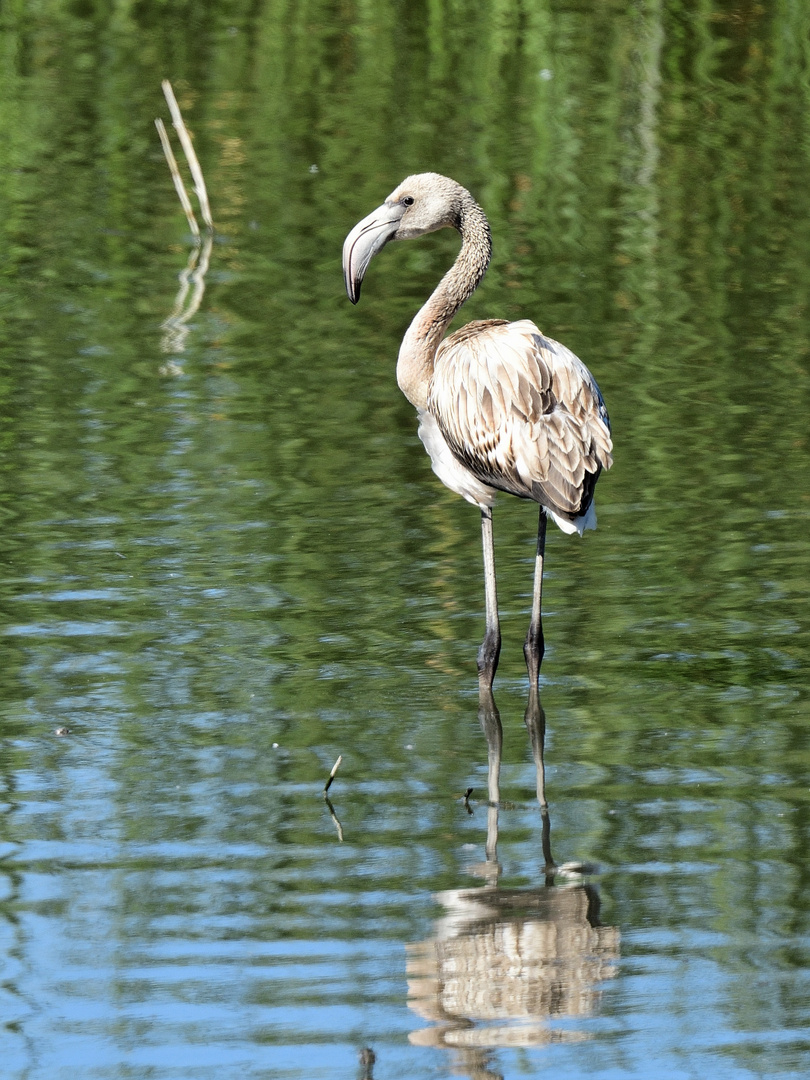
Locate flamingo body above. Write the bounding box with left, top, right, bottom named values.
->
left=426, top=317, right=611, bottom=532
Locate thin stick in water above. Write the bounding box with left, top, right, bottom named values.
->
left=324, top=755, right=342, bottom=794
left=155, top=118, right=200, bottom=238
left=161, top=79, right=214, bottom=231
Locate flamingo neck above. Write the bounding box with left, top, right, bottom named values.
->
left=396, top=198, right=492, bottom=410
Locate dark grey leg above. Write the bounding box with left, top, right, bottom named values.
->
left=478, top=506, right=501, bottom=690
left=524, top=507, right=547, bottom=686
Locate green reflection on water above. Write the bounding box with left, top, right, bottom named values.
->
left=1, top=1, right=810, bottom=1077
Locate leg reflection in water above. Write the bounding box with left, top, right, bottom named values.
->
left=479, top=683, right=555, bottom=881
left=407, top=685, right=620, bottom=1076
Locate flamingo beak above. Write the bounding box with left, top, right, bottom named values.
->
left=343, top=202, right=405, bottom=304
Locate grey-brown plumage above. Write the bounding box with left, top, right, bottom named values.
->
left=343, top=173, right=612, bottom=688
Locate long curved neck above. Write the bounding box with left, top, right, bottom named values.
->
left=396, top=198, right=492, bottom=410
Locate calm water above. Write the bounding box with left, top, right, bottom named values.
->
left=2, top=2, right=810, bottom=1078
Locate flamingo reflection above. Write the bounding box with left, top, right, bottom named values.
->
left=407, top=687, right=619, bottom=1074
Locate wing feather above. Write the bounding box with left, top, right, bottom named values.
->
left=428, top=319, right=613, bottom=525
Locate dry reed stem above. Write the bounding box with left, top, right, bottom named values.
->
left=155, top=118, right=200, bottom=238
left=161, top=79, right=214, bottom=231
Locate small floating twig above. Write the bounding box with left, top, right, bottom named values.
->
left=324, top=755, right=342, bottom=795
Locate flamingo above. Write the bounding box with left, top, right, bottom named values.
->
left=343, top=173, right=612, bottom=688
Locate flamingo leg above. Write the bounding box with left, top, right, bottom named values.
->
left=524, top=507, right=547, bottom=686
left=478, top=506, right=501, bottom=690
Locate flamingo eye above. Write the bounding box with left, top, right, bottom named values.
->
left=401, top=196, right=414, bottom=207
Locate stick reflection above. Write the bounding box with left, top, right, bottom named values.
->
left=160, top=231, right=213, bottom=358
left=407, top=686, right=619, bottom=1072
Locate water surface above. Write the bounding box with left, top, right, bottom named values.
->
left=2, top=2, right=810, bottom=1077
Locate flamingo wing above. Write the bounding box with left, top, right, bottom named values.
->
left=428, top=319, right=613, bottom=523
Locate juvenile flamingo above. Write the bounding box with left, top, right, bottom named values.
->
left=343, top=173, right=612, bottom=688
